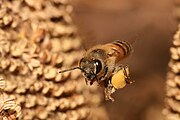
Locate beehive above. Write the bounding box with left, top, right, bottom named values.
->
left=0, top=78, right=21, bottom=120
left=0, top=0, right=106, bottom=119
left=163, top=24, right=180, bottom=120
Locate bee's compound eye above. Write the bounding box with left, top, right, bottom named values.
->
left=94, top=59, right=102, bottom=74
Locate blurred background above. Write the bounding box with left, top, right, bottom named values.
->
left=71, top=0, right=178, bottom=120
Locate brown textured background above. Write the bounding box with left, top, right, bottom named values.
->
left=72, top=0, right=177, bottom=120
left=0, top=0, right=108, bottom=119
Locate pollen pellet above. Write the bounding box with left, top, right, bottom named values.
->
left=111, top=67, right=129, bottom=89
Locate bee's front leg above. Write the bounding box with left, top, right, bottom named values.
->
left=84, top=79, right=88, bottom=85
left=104, top=80, right=116, bottom=102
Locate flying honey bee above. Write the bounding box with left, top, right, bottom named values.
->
left=59, top=40, right=134, bottom=101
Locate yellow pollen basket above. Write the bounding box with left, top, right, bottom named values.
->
left=111, top=67, right=129, bottom=89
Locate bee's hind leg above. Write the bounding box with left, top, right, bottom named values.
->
left=115, top=64, right=134, bottom=84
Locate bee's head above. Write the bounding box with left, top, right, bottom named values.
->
left=59, top=57, right=103, bottom=84
left=79, top=58, right=102, bottom=81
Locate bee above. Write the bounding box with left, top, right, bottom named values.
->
left=59, top=40, right=134, bottom=101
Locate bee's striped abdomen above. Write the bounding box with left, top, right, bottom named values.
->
left=112, top=40, right=132, bottom=57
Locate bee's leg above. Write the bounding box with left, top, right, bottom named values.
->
left=84, top=79, right=88, bottom=85
left=85, top=79, right=94, bottom=85
left=104, top=80, right=115, bottom=102
left=114, top=64, right=134, bottom=84
left=90, top=80, right=94, bottom=85
left=113, top=64, right=123, bottom=73
left=122, top=65, right=134, bottom=84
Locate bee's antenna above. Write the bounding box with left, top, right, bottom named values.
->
left=59, top=67, right=83, bottom=73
